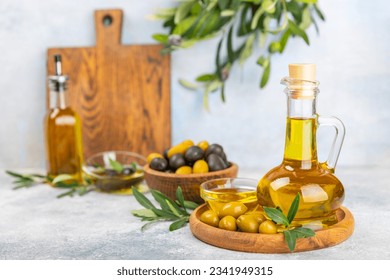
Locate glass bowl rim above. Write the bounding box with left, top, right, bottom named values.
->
left=83, top=150, right=147, bottom=180
left=200, top=177, right=259, bottom=192
left=200, top=177, right=259, bottom=202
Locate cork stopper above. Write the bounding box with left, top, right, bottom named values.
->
left=289, top=63, right=316, bottom=81
left=282, top=63, right=319, bottom=99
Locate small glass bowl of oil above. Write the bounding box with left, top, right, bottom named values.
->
left=200, top=178, right=259, bottom=215
left=83, top=151, right=148, bottom=195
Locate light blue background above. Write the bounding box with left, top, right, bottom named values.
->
left=0, top=0, right=389, bottom=174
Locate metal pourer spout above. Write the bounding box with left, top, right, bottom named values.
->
left=48, top=54, right=69, bottom=92
left=54, top=54, right=63, bottom=75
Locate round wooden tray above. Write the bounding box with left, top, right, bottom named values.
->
left=189, top=204, right=354, bottom=253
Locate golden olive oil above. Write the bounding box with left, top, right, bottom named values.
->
left=44, top=107, right=83, bottom=182
left=202, top=188, right=259, bottom=216
left=93, top=169, right=145, bottom=195
left=257, top=117, right=344, bottom=227
left=284, top=118, right=317, bottom=162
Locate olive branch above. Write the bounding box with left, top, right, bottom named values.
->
left=151, top=0, right=325, bottom=109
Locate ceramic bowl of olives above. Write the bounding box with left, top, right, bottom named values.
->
left=83, top=151, right=148, bottom=195
left=143, top=140, right=239, bottom=203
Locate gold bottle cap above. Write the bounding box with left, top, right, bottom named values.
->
left=288, top=63, right=316, bottom=81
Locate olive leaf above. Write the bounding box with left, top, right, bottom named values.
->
left=260, top=61, right=271, bottom=88
left=151, top=189, right=187, bottom=216
left=109, top=158, right=124, bottom=173
left=227, top=25, right=234, bottom=63
left=314, top=4, right=325, bottom=21
left=263, top=193, right=316, bottom=252
left=169, top=216, right=189, bottom=231
left=291, top=227, right=316, bottom=238
left=132, top=186, right=157, bottom=210
left=218, top=0, right=229, bottom=10
left=180, top=200, right=199, bottom=210
left=251, top=7, right=265, bottom=30
left=215, top=37, right=223, bottom=81
left=179, top=79, right=198, bottom=90
left=287, top=193, right=300, bottom=223
left=288, top=20, right=310, bottom=45
left=263, top=206, right=289, bottom=227
left=297, top=0, right=318, bottom=4
left=283, top=230, right=296, bottom=252
left=5, top=170, right=96, bottom=198
left=6, top=170, right=47, bottom=189
left=52, top=174, right=75, bottom=185
left=131, top=186, right=199, bottom=231
left=152, top=0, right=325, bottom=108
left=175, top=186, right=187, bottom=213
left=166, top=199, right=182, bottom=217
left=174, top=1, right=193, bottom=24
left=152, top=34, right=169, bottom=44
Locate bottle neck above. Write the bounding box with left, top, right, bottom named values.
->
left=50, top=86, right=69, bottom=110
left=287, top=96, right=317, bottom=118
left=283, top=96, right=318, bottom=168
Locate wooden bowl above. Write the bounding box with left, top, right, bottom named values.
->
left=190, top=204, right=355, bottom=253
left=143, top=163, right=239, bottom=203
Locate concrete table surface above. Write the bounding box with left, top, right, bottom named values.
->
left=0, top=166, right=389, bottom=260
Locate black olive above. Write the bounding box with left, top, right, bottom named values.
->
left=122, top=167, right=135, bottom=175
left=169, top=153, right=186, bottom=170
left=163, top=148, right=170, bottom=160
left=219, top=151, right=227, bottom=162
left=105, top=169, right=118, bottom=176
left=205, top=143, right=224, bottom=158
left=150, top=157, right=168, bottom=171
left=207, top=154, right=228, bottom=171
left=184, top=146, right=204, bottom=165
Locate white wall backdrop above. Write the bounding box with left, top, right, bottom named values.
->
left=0, top=0, right=389, bottom=173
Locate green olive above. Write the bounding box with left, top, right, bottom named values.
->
left=167, top=141, right=193, bottom=158
left=175, top=166, right=192, bottom=174
left=200, top=210, right=220, bottom=227
left=259, top=220, right=277, bottom=234
left=193, top=160, right=209, bottom=174
left=248, top=211, right=267, bottom=224
left=219, top=202, right=248, bottom=218
left=236, top=215, right=259, bottom=233
left=146, top=153, right=163, bottom=164
left=181, top=139, right=194, bottom=146
left=218, top=216, right=237, bottom=231
left=197, top=140, right=209, bottom=152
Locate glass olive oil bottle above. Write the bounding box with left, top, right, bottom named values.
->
left=44, top=55, right=83, bottom=182
left=257, top=64, right=346, bottom=228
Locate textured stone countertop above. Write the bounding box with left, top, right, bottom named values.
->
left=0, top=166, right=389, bottom=260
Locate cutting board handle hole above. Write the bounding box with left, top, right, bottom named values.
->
left=102, top=15, right=113, bottom=27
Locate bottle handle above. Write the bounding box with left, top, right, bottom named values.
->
left=317, top=116, right=345, bottom=173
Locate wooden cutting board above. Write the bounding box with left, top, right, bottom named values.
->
left=47, top=9, right=171, bottom=159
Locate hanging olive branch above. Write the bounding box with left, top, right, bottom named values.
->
left=151, top=0, right=325, bottom=109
